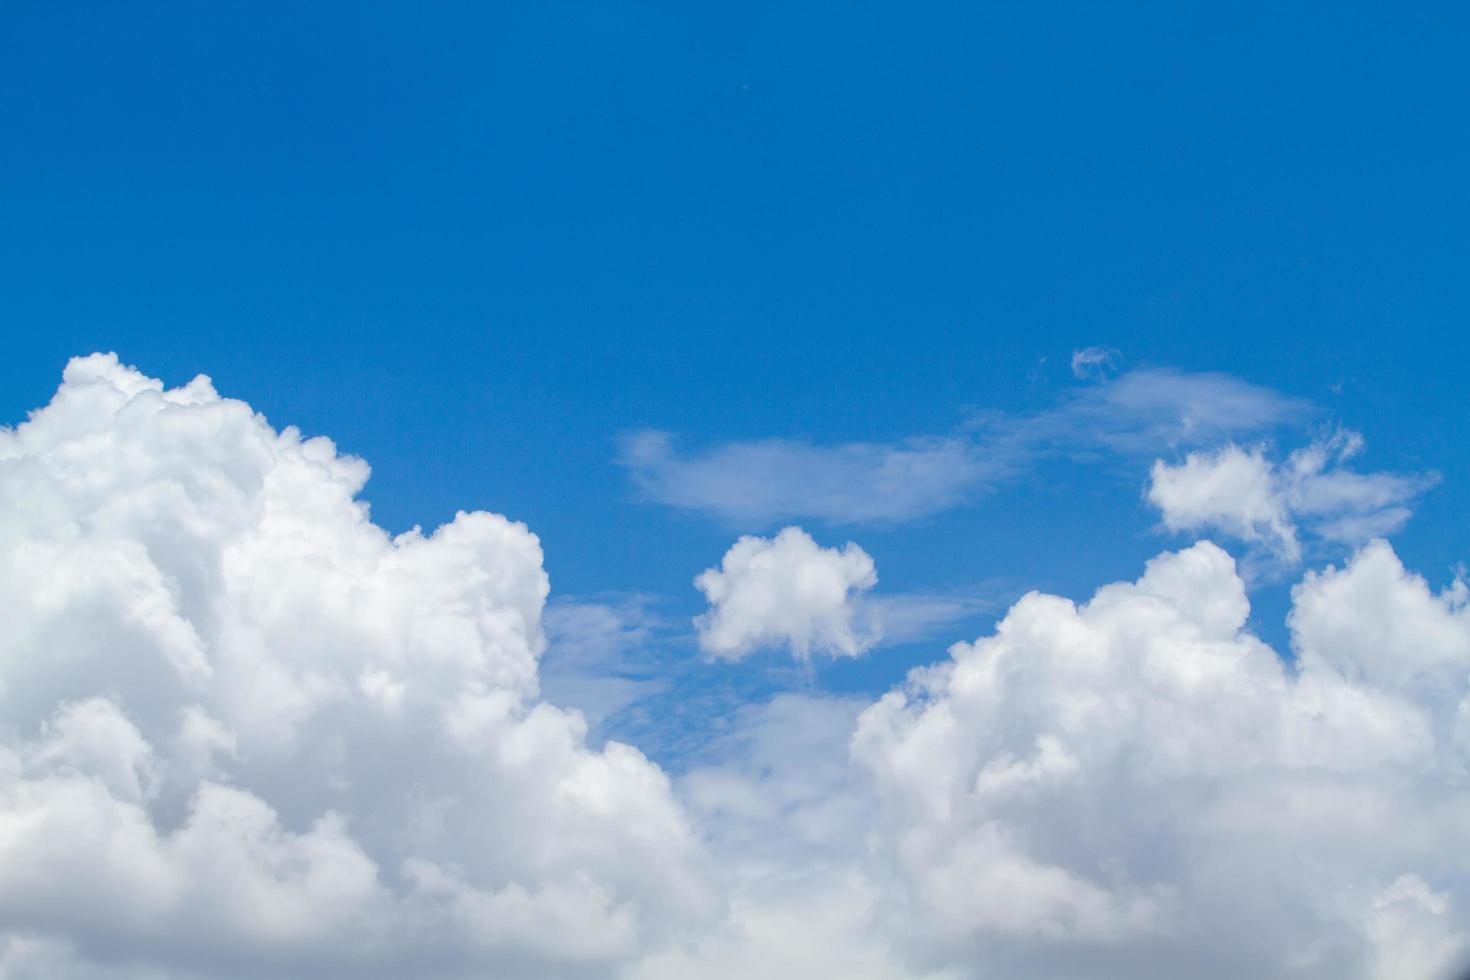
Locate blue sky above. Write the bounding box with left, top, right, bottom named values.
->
left=5, top=5, right=1470, bottom=979
left=6, top=2, right=1470, bottom=760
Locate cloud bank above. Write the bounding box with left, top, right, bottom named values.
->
left=851, top=540, right=1470, bottom=979
left=4, top=355, right=1469, bottom=980
left=0, top=355, right=711, bottom=979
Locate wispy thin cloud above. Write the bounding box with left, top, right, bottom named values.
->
left=1070, top=345, right=1121, bottom=379
left=620, top=368, right=1314, bottom=528
left=857, top=585, right=1002, bottom=646
left=688, top=527, right=1006, bottom=663
left=1016, top=367, right=1314, bottom=454
left=620, top=431, right=997, bottom=526
left=1147, top=430, right=1438, bottom=571
left=539, top=595, right=672, bottom=734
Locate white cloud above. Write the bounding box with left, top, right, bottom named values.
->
left=1071, top=345, right=1121, bottom=379
left=858, top=586, right=1000, bottom=647
left=621, top=430, right=993, bottom=526
left=8, top=354, right=1470, bottom=980
left=694, top=527, right=878, bottom=660
left=628, top=867, right=956, bottom=980
left=1289, top=539, right=1470, bottom=696
left=1034, top=367, right=1312, bottom=453
left=540, top=583, right=999, bottom=764
left=0, top=354, right=713, bottom=978
left=1148, top=433, right=1434, bottom=564
left=849, top=540, right=1470, bottom=979
left=621, top=368, right=1311, bottom=527
left=1148, top=443, right=1299, bottom=557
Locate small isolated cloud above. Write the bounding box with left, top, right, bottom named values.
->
left=1070, top=345, right=1121, bottom=379
left=694, top=527, right=878, bottom=660
left=1043, top=367, right=1312, bottom=454
left=1149, top=444, right=1298, bottom=557
left=1148, top=432, right=1435, bottom=564
left=661, top=540, right=1470, bottom=979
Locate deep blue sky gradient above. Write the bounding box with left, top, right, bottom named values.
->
left=4, top=2, right=1467, bottom=756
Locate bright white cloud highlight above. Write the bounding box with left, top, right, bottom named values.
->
left=538, top=596, right=674, bottom=735
left=0, top=354, right=711, bottom=979
left=694, top=527, right=878, bottom=660
left=1149, top=443, right=1299, bottom=556
left=850, top=540, right=1470, bottom=979
left=1148, top=432, right=1433, bottom=563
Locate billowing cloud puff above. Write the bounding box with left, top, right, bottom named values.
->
left=1148, top=434, right=1433, bottom=563
left=1149, top=443, right=1295, bottom=554
left=8, top=354, right=1470, bottom=980
left=0, top=354, right=712, bottom=978
left=621, top=430, right=992, bottom=527
left=694, top=527, right=879, bottom=660
left=1290, top=539, right=1470, bottom=701
left=852, top=540, right=1470, bottom=980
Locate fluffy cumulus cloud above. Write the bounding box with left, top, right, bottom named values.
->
left=0, top=355, right=712, bottom=979
left=1148, top=433, right=1434, bottom=563
left=693, top=527, right=879, bottom=660
left=7, top=354, right=1470, bottom=980
left=851, top=540, right=1470, bottom=980
left=639, top=537, right=1470, bottom=979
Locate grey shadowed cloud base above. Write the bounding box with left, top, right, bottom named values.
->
left=3, top=354, right=1469, bottom=980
